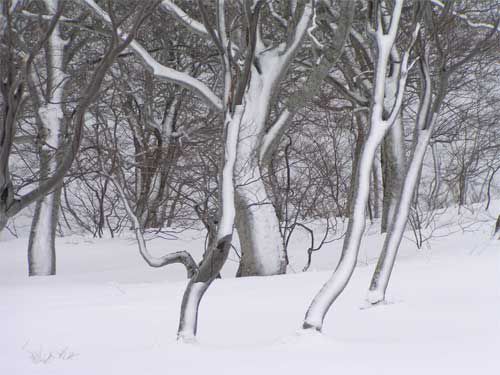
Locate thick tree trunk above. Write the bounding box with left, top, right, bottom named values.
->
left=235, top=173, right=286, bottom=276
left=28, top=185, right=61, bottom=276
left=27, top=2, right=65, bottom=276
left=233, top=75, right=286, bottom=277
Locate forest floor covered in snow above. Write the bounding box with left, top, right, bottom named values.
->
left=1, top=203, right=499, bottom=374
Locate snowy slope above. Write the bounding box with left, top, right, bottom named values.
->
left=0, top=204, right=499, bottom=374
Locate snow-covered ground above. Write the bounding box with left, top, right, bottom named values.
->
left=1, top=204, right=499, bottom=374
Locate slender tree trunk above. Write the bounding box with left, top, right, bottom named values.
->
left=302, top=0, right=410, bottom=331
left=303, top=126, right=386, bottom=331
left=177, top=105, right=242, bottom=341
left=368, top=130, right=432, bottom=304
left=368, top=49, right=441, bottom=304
left=494, top=215, right=500, bottom=240
left=381, top=114, right=405, bottom=233
left=372, top=154, right=383, bottom=219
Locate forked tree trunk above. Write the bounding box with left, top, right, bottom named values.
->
left=233, top=67, right=288, bottom=277
left=302, top=0, right=411, bottom=331
left=365, top=21, right=489, bottom=302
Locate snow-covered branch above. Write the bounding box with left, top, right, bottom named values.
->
left=159, top=1, right=208, bottom=37
left=80, top=0, right=223, bottom=112
left=108, top=174, right=197, bottom=278
left=430, top=0, right=500, bottom=32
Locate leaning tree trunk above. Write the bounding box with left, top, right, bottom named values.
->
left=302, top=0, right=411, bottom=331
left=367, top=39, right=485, bottom=302
left=381, top=109, right=405, bottom=233
left=303, top=123, right=388, bottom=331
left=177, top=105, right=242, bottom=341
left=372, top=154, right=383, bottom=219
left=368, top=129, right=432, bottom=304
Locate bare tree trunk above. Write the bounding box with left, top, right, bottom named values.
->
left=177, top=105, right=242, bottom=341
left=234, top=99, right=286, bottom=276
left=303, top=0, right=412, bottom=331
left=27, top=0, right=65, bottom=276
left=368, top=130, right=432, bottom=303
left=372, top=150, right=383, bottom=219
left=235, top=176, right=286, bottom=276
left=381, top=110, right=405, bottom=233
left=28, top=185, right=62, bottom=276
left=494, top=215, right=500, bottom=240
left=366, top=4, right=497, bottom=303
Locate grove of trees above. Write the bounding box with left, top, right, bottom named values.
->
left=1, top=0, right=499, bottom=341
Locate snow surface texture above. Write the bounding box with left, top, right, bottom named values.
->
left=1, top=203, right=499, bottom=374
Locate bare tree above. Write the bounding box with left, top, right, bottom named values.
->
left=303, top=0, right=419, bottom=332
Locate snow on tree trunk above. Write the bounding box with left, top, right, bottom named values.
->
left=372, top=154, right=383, bottom=219
left=303, top=125, right=387, bottom=330
left=381, top=116, right=405, bottom=232
left=234, top=73, right=286, bottom=276
left=28, top=0, right=66, bottom=276
left=177, top=106, right=242, bottom=341
left=381, top=59, right=406, bottom=233
left=28, top=185, right=61, bottom=276
left=235, top=173, right=285, bottom=276
left=368, top=50, right=444, bottom=304
left=368, top=130, right=432, bottom=304
left=302, top=0, right=411, bottom=332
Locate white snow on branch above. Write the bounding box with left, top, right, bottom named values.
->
left=80, top=0, right=223, bottom=111
left=430, top=0, right=500, bottom=32
left=159, top=1, right=208, bottom=37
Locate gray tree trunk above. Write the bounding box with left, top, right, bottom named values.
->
left=381, top=117, right=405, bottom=233
left=28, top=185, right=62, bottom=276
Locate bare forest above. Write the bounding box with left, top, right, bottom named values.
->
left=1, top=1, right=500, bottom=373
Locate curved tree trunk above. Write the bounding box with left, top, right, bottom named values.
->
left=302, top=0, right=410, bottom=331
left=303, top=128, right=385, bottom=331
left=368, top=130, right=432, bottom=304
left=177, top=105, right=242, bottom=341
